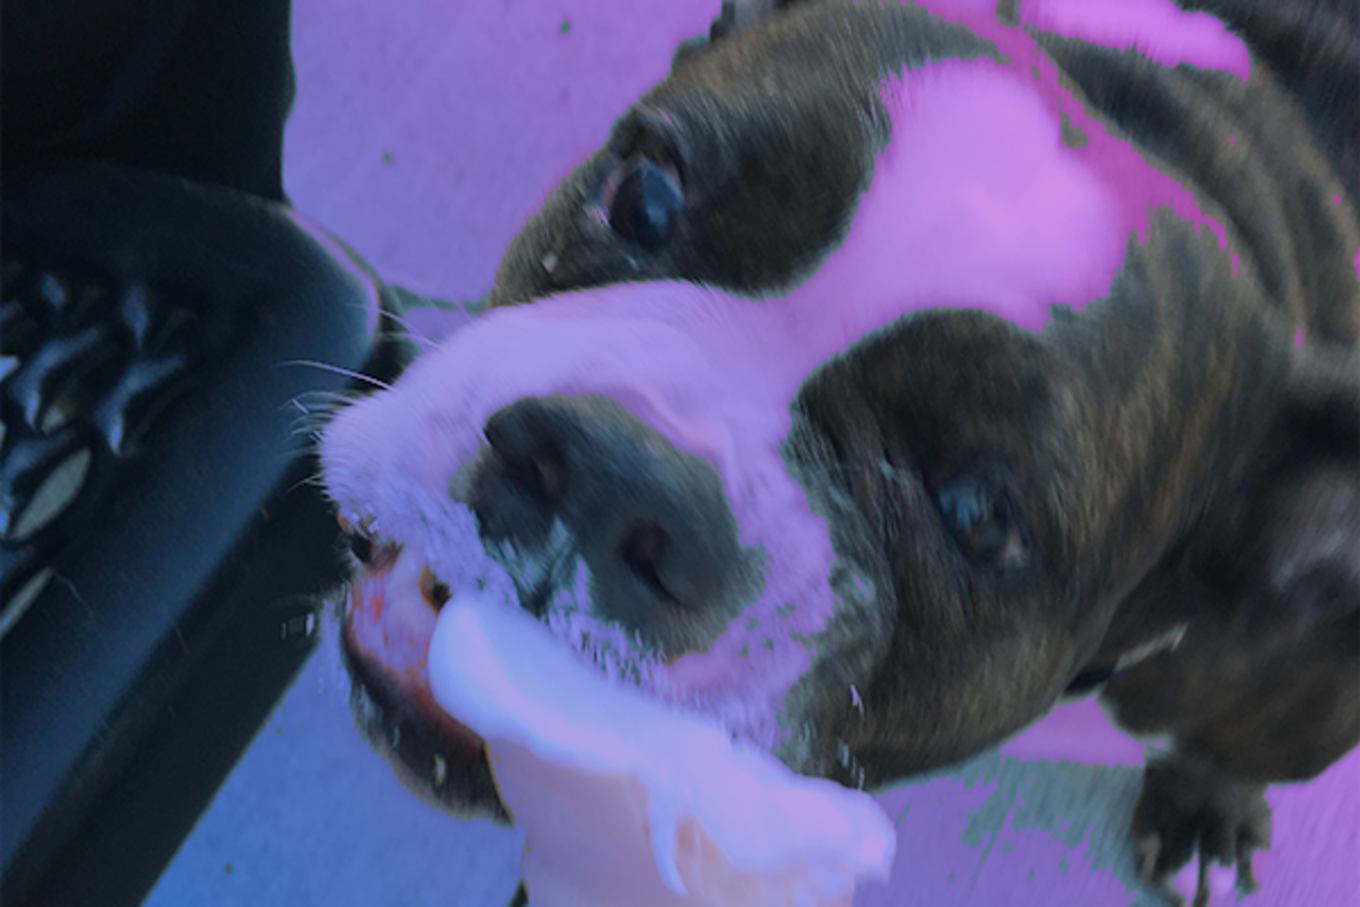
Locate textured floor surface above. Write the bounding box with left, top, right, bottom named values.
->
left=148, top=1, right=1359, bottom=905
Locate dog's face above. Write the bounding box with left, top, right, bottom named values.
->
left=319, top=0, right=1348, bottom=819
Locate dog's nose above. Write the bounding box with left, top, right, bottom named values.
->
left=469, top=395, right=750, bottom=651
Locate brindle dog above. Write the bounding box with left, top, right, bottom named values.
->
left=321, top=2, right=1359, bottom=905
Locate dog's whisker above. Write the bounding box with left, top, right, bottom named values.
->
left=285, top=415, right=330, bottom=441
left=376, top=304, right=467, bottom=351
left=299, top=390, right=369, bottom=415
left=404, top=333, right=440, bottom=352
left=283, top=390, right=368, bottom=439
left=286, top=429, right=328, bottom=452
left=378, top=307, right=425, bottom=333
left=277, top=358, right=392, bottom=391
left=287, top=470, right=329, bottom=496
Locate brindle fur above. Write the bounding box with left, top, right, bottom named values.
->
left=351, top=1, right=1359, bottom=903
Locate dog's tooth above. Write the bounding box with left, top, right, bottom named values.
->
left=350, top=683, right=379, bottom=728
left=432, top=753, right=447, bottom=787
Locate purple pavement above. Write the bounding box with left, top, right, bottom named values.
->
left=147, top=2, right=1359, bottom=905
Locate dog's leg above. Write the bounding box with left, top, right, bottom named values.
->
left=1104, top=606, right=1357, bottom=905
left=1102, top=433, right=1360, bottom=905
left=1128, top=755, right=1271, bottom=907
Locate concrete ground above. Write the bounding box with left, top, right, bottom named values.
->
left=147, top=1, right=1359, bottom=905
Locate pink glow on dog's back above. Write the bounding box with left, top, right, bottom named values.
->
left=1018, top=0, right=1251, bottom=80
left=917, top=0, right=1250, bottom=79
left=806, top=25, right=1230, bottom=340
left=829, top=60, right=1126, bottom=333
left=897, top=0, right=1248, bottom=295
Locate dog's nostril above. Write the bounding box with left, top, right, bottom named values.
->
left=470, top=443, right=566, bottom=548
left=622, top=523, right=672, bottom=599
left=349, top=533, right=374, bottom=564
left=502, top=449, right=566, bottom=502
left=345, top=528, right=400, bottom=573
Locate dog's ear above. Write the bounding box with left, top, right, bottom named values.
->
left=673, top=0, right=807, bottom=66
left=1196, top=346, right=1359, bottom=627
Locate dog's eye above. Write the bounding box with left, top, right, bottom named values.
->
left=622, top=522, right=674, bottom=601
left=606, top=157, right=683, bottom=250
left=936, top=477, right=1027, bottom=569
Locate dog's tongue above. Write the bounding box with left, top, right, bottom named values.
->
left=427, top=592, right=896, bottom=907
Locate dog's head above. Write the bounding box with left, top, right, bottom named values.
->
left=319, top=0, right=1358, bottom=819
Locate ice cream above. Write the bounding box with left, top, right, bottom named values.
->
left=427, top=591, right=897, bottom=907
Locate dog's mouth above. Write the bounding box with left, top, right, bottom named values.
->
left=336, top=509, right=688, bottom=820
left=341, top=546, right=465, bottom=734
left=337, top=538, right=505, bottom=815
left=340, top=534, right=667, bottom=737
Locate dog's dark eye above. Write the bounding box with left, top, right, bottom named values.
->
left=606, top=157, right=683, bottom=250
left=936, top=477, right=1027, bottom=569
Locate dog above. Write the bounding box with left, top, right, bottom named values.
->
left=317, top=1, right=1359, bottom=904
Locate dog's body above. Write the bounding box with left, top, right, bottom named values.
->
left=319, top=1, right=1359, bottom=903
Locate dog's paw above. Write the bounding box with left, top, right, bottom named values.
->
left=1130, top=757, right=1272, bottom=907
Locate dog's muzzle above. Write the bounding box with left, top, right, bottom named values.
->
left=337, top=395, right=758, bottom=814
